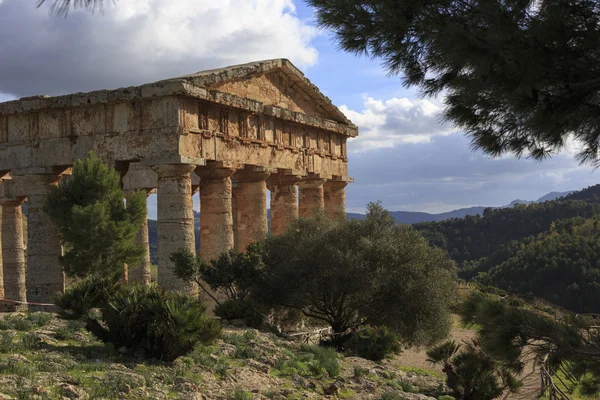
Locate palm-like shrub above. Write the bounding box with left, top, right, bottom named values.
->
left=427, top=340, right=522, bottom=400
left=56, top=279, right=221, bottom=361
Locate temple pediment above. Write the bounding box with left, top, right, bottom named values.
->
left=175, top=59, right=353, bottom=127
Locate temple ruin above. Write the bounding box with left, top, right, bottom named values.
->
left=0, top=59, right=357, bottom=308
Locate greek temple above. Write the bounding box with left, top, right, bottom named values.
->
left=0, top=59, right=357, bottom=308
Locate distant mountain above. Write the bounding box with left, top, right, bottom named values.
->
left=364, top=190, right=575, bottom=225
left=536, top=191, right=576, bottom=202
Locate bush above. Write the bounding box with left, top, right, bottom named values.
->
left=275, top=344, right=341, bottom=378
left=254, top=203, right=456, bottom=345
left=427, top=340, right=522, bottom=399
left=215, top=299, right=264, bottom=328
left=56, top=277, right=222, bottom=361
left=171, top=245, right=264, bottom=307
left=343, top=326, right=402, bottom=361
left=437, top=396, right=456, bottom=400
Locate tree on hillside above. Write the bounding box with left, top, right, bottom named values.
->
left=44, top=152, right=147, bottom=278
left=477, top=218, right=600, bottom=313
left=254, top=202, right=457, bottom=344
left=308, top=0, right=600, bottom=165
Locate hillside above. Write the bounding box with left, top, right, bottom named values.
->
left=476, top=218, right=600, bottom=313
left=414, top=183, right=600, bottom=313
left=0, top=312, right=446, bottom=400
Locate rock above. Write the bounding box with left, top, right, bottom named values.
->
left=60, top=384, right=89, bottom=400
left=7, top=354, right=29, bottom=363
left=217, top=343, right=237, bottom=357
left=174, top=382, right=199, bottom=393
left=104, top=371, right=146, bottom=390
left=247, top=359, right=269, bottom=374
left=291, top=374, right=308, bottom=388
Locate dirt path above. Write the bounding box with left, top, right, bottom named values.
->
left=391, top=315, right=542, bottom=399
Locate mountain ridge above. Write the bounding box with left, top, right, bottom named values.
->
left=348, top=190, right=575, bottom=224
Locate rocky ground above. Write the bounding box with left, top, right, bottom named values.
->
left=0, top=312, right=447, bottom=400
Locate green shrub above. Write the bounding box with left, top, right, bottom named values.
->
left=437, top=396, right=456, bottom=400
left=222, top=331, right=259, bottom=359
left=215, top=299, right=264, bottom=329
left=0, top=332, right=15, bottom=353
left=427, top=340, right=522, bottom=400
left=299, top=344, right=341, bottom=377
left=56, top=278, right=222, bottom=361
left=21, top=333, right=40, bottom=350
left=380, top=392, right=408, bottom=400
left=399, top=380, right=414, bottom=393
left=353, top=365, right=370, bottom=378
left=229, top=388, right=253, bottom=400
left=25, top=313, right=53, bottom=327
left=274, top=344, right=341, bottom=378
left=54, top=319, right=86, bottom=341
left=344, top=326, right=402, bottom=361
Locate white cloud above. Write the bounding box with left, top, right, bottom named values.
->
left=0, top=0, right=318, bottom=97
left=341, top=95, right=457, bottom=152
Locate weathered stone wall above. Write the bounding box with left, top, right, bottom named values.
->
left=0, top=59, right=356, bottom=305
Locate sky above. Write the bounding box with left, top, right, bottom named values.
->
left=1, top=0, right=598, bottom=218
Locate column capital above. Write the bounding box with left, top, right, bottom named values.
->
left=266, top=173, right=303, bottom=188
left=324, top=180, right=350, bottom=191
left=195, top=165, right=237, bottom=181
left=152, top=164, right=197, bottom=178
left=0, top=196, right=27, bottom=207
left=234, top=166, right=276, bottom=183
left=298, top=177, right=327, bottom=189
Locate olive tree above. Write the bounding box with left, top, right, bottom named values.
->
left=254, top=202, right=457, bottom=345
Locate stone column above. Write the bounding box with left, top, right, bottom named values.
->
left=267, top=174, right=302, bottom=236
left=153, top=165, right=197, bottom=294
left=298, top=177, right=327, bottom=218
left=232, top=167, right=273, bottom=252
left=1, top=199, right=27, bottom=311
left=324, top=180, right=349, bottom=220
left=196, top=166, right=236, bottom=262
left=126, top=190, right=152, bottom=285
left=22, top=174, right=64, bottom=306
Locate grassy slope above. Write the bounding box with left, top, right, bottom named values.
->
left=0, top=313, right=443, bottom=400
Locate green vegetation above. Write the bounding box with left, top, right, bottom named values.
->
left=477, top=218, right=600, bottom=313
left=55, top=274, right=221, bottom=361
left=44, top=152, right=147, bottom=278
left=460, top=291, right=600, bottom=397
left=414, top=199, right=600, bottom=266
left=171, top=246, right=263, bottom=305
left=273, top=343, right=341, bottom=378
left=343, top=326, right=402, bottom=361
left=254, top=202, right=456, bottom=345
left=427, top=339, right=522, bottom=399
left=413, top=185, right=600, bottom=314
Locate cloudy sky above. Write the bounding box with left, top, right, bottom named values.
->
left=1, top=0, right=597, bottom=217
